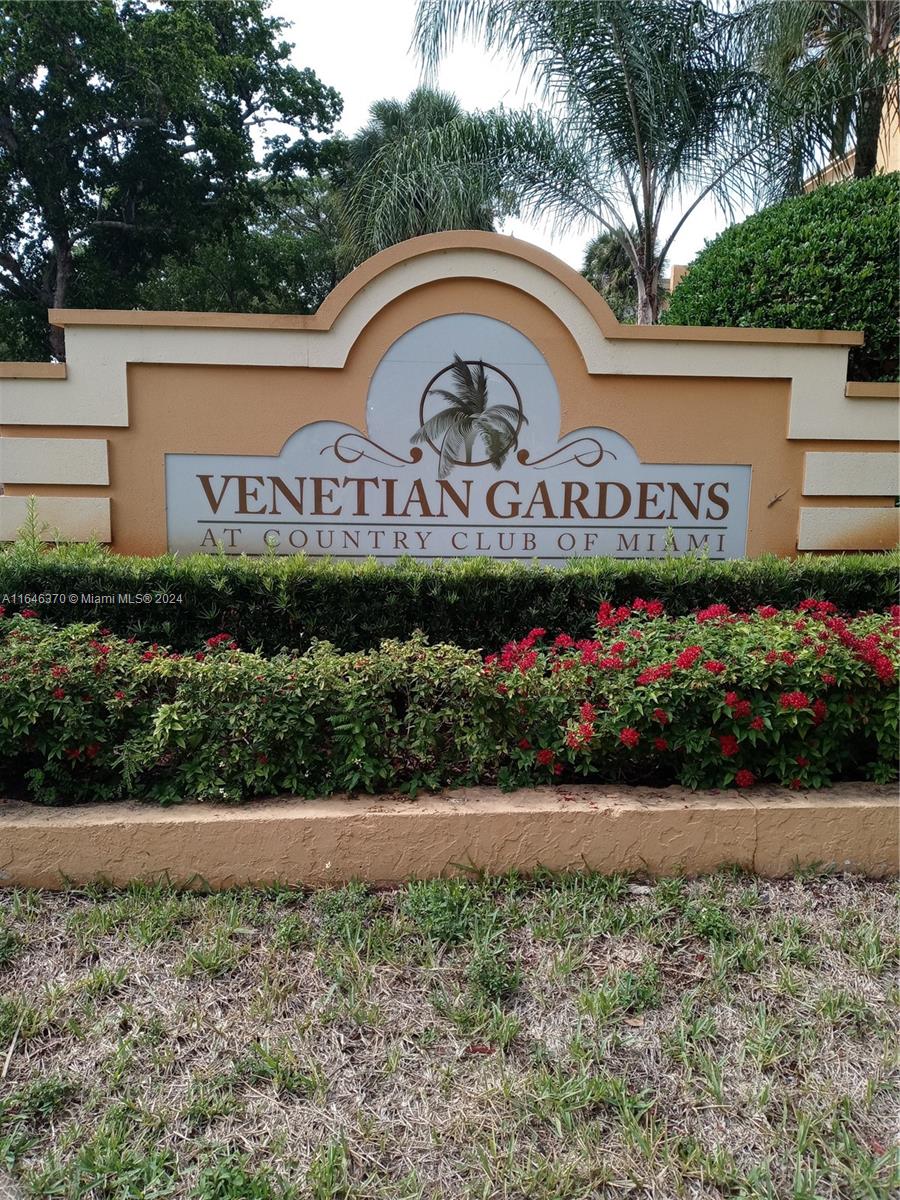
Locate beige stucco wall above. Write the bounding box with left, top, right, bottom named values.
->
left=0, top=786, right=896, bottom=888
left=0, top=232, right=897, bottom=555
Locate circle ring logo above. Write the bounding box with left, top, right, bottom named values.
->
left=417, top=359, right=525, bottom=470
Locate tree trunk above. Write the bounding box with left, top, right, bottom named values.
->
left=635, top=264, right=661, bottom=324
left=47, top=238, right=73, bottom=361
left=854, top=84, right=885, bottom=178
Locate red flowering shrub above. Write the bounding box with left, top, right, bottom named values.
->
left=484, top=599, right=898, bottom=792
left=0, top=597, right=896, bottom=803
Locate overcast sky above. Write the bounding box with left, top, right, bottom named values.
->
left=274, top=0, right=745, bottom=273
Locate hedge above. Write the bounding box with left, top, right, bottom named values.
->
left=1, top=602, right=896, bottom=805
left=663, top=174, right=900, bottom=382
left=1, top=542, right=897, bottom=655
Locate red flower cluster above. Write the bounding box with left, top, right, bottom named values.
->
left=696, top=603, right=732, bottom=624
left=719, top=734, right=739, bottom=757
left=206, top=633, right=239, bottom=650
left=798, top=599, right=837, bottom=617
left=632, top=598, right=665, bottom=618
left=636, top=662, right=673, bottom=686
left=675, top=645, right=703, bottom=669
left=780, top=691, right=810, bottom=710
left=596, top=602, right=631, bottom=628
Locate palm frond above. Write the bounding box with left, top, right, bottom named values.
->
left=438, top=421, right=469, bottom=479
left=412, top=406, right=470, bottom=446
left=484, top=402, right=525, bottom=427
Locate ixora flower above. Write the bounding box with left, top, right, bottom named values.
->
left=779, top=691, right=811, bottom=710
left=632, top=598, right=665, bottom=618
left=719, top=734, right=739, bottom=757
left=206, top=633, right=238, bottom=649
left=703, top=660, right=726, bottom=674
left=536, top=749, right=555, bottom=767
left=675, top=645, right=703, bottom=669
left=696, top=604, right=731, bottom=623
left=596, top=602, right=630, bottom=628
left=619, top=727, right=640, bottom=748
left=734, top=769, right=755, bottom=788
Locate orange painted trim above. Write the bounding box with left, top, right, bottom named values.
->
left=845, top=381, right=900, bottom=399
left=0, top=362, right=66, bottom=379
left=45, top=231, right=864, bottom=346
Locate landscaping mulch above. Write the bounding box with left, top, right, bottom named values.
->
left=0, top=870, right=897, bottom=1198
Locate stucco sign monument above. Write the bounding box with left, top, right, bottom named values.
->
left=1, top=232, right=897, bottom=558
left=165, top=314, right=751, bottom=561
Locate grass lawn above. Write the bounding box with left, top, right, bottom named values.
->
left=0, top=870, right=897, bottom=1199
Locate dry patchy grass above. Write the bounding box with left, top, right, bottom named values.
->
left=0, top=870, right=897, bottom=1199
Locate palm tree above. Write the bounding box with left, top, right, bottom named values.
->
left=582, top=230, right=642, bottom=322
left=738, top=0, right=899, bottom=181
left=339, top=87, right=501, bottom=265
left=412, top=0, right=785, bottom=324
left=412, top=355, right=525, bottom=478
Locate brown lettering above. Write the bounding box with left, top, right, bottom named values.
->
left=268, top=476, right=305, bottom=515
left=637, top=482, right=665, bottom=521
left=400, top=479, right=434, bottom=518
left=706, top=482, right=730, bottom=520
left=383, top=478, right=399, bottom=517
left=198, top=475, right=234, bottom=514
left=562, top=481, right=590, bottom=519
left=437, top=479, right=471, bottom=518
left=349, top=477, right=379, bottom=516
left=523, top=481, right=557, bottom=520
left=486, top=480, right=520, bottom=519
left=597, top=483, right=631, bottom=520
left=666, top=482, right=702, bottom=521
left=313, top=477, right=341, bottom=516
left=236, top=476, right=266, bottom=515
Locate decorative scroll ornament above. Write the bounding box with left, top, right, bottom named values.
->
left=517, top=437, right=616, bottom=470
left=325, top=433, right=423, bottom=467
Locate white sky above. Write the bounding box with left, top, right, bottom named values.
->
left=273, top=0, right=743, bottom=273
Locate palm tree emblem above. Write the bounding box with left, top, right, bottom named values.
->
left=412, top=355, right=526, bottom=479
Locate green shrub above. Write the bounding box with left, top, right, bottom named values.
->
left=0, top=541, right=896, bottom=655
left=0, top=601, right=895, bottom=805
left=664, top=174, right=900, bottom=382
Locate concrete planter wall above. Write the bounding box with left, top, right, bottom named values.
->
left=0, top=784, right=896, bottom=889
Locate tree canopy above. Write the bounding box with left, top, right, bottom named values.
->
left=664, top=174, right=900, bottom=382
left=0, top=0, right=342, bottom=357
left=411, top=0, right=797, bottom=323
left=338, top=87, right=500, bottom=266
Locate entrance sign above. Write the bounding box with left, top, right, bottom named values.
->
left=165, top=316, right=750, bottom=561
left=2, top=232, right=895, bottom=557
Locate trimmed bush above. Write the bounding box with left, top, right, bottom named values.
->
left=0, top=542, right=896, bottom=655
left=1, top=601, right=896, bottom=805
left=663, top=174, right=900, bottom=382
